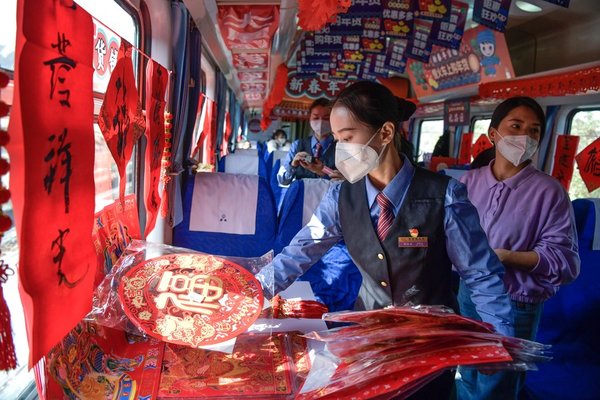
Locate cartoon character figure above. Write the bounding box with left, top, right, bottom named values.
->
left=477, top=29, right=499, bottom=76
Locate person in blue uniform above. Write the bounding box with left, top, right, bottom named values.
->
left=257, top=81, right=514, bottom=399
left=278, top=98, right=340, bottom=184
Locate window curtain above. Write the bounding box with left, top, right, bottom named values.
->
left=540, top=105, right=559, bottom=171
left=214, top=71, right=228, bottom=159
left=168, top=2, right=202, bottom=228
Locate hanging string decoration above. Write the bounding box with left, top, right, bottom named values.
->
left=160, top=112, right=174, bottom=218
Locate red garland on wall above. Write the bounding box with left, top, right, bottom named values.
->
left=479, top=65, right=600, bottom=99
left=297, top=0, right=351, bottom=31
left=0, top=69, right=16, bottom=371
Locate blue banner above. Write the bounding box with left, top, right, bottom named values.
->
left=472, top=0, right=511, bottom=32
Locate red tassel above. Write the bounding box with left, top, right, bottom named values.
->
left=0, top=262, right=17, bottom=371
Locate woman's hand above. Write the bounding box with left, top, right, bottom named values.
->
left=291, top=151, right=311, bottom=167
left=493, top=248, right=511, bottom=263
left=328, top=170, right=345, bottom=181
left=301, top=157, right=325, bottom=176
left=493, top=248, right=539, bottom=272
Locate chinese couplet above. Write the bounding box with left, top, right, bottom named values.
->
left=9, top=0, right=96, bottom=366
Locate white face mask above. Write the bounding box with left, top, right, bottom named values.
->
left=494, top=129, right=539, bottom=167
left=310, top=119, right=331, bottom=139
left=335, top=129, right=386, bottom=184
left=275, top=138, right=286, bottom=145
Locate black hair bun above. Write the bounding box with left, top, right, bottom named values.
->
left=395, top=96, right=417, bottom=122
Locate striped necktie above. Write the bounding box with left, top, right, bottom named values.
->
left=376, top=192, right=394, bottom=241
left=314, top=141, right=322, bottom=160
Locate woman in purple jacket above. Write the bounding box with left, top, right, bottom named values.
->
left=455, top=96, right=581, bottom=400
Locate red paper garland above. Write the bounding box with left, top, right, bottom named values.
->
left=261, top=63, right=289, bottom=130
left=480, top=65, right=600, bottom=99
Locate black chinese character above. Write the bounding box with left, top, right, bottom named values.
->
left=52, top=228, right=84, bottom=287
left=44, top=32, right=76, bottom=107
left=44, top=128, right=72, bottom=213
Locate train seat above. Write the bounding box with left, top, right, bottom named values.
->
left=217, top=149, right=268, bottom=179
left=276, top=178, right=362, bottom=312
left=173, top=172, right=277, bottom=258
left=523, top=198, right=600, bottom=400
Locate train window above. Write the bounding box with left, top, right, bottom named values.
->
left=472, top=118, right=492, bottom=146
left=417, top=119, right=444, bottom=162
left=0, top=1, right=141, bottom=397
left=76, top=0, right=141, bottom=211
left=567, top=109, right=600, bottom=199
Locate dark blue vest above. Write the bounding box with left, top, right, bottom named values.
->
left=339, top=167, right=455, bottom=311
left=295, top=136, right=336, bottom=179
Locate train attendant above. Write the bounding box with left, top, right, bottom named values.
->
left=455, top=97, right=580, bottom=400
left=278, top=98, right=341, bottom=184
left=257, top=81, right=514, bottom=400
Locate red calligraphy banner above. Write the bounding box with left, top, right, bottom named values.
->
left=472, top=134, right=494, bottom=160
left=143, top=60, right=168, bottom=239
left=9, top=0, right=96, bottom=366
left=575, top=137, right=600, bottom=193
left=190, top=93, right=206, bottom=159
left=220, top=111, right=232, bottom=157
left=458, top=132, right=474, bottom=164
left=551, top=135, right=580, bottom=191
left=98, top=41, right=146, bottom=204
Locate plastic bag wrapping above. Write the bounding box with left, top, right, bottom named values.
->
left=297, top=306, right=552, bottom=400
left=86, top=240, right=273, bottom=342
left=157, top=331, right=312, bottom=400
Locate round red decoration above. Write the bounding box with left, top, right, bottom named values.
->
left=0, top=159, right=9, bottom=176
left=0, top=102, right=8, bottom=118
left=0, top=130, right=9, bottom=146
left=0, top=188, right=10, bottom=204
left=0, top=214, right=12, bottom=232
left=118, top=253, right=264, bottom=348
left=0, top=72, right=8, bottom=88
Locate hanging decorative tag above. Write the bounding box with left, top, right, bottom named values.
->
left=143, top=60, right=168, bottom=239
left=98, top=41, right=146, bottom=204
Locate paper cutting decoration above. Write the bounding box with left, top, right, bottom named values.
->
left=551, top=135, right=580, bottom=191
left=98, top=41, right=146, bottom=204
left=119, top=253, right=263, bottom=347
left=575, top=137, right=600, bottom=193
left=159, top=333, right=307, bottom=398
left=143, top=60, right=168, bottom=239
left=9, top=0, right=96, bottom=366
left=458, top=132, right=474, bottom=164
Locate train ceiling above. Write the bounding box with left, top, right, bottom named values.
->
left=184, top=0, right=600, bottom=112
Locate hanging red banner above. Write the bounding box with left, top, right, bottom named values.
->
left=221, top=111, right=232, bottom=157
left=98, top=41, right=146, bottom=204
left=458, top=132, right=474, bottom=164
left=143, top=60, right=168, bottom=239
left=8, top=0, right=96, bottom=366
left=472, top=134, right=494, bottom=160
left=575, top=137, right=600, bottom=193
left=551, top=135, right=580, bottom=191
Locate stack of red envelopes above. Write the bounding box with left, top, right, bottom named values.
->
left=297, top=306, right=550, bottom=400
